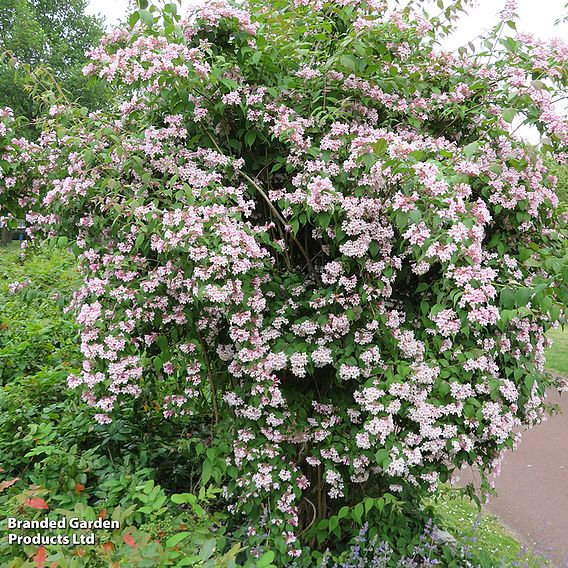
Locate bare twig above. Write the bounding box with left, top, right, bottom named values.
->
left=239, top=170, right=319, bottom=281
left=198, top=330, right=219, bottom=424
left=300, top=497, right=318, bottom=536
left=205, top=131, right=319, bottom=282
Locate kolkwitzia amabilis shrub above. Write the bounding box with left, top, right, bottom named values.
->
left=1, top=0, right=568, bottom=561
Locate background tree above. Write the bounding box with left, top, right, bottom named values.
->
left=0, top=0, right=107, bottom=130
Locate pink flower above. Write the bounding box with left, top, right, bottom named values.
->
left=403, top=222, right=431, bottom=246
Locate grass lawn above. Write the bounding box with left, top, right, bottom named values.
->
left=546, top=326, right=568, bottom=376
left=430, top=490, right=549, bottom=567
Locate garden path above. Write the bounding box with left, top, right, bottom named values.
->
left=461, top=390, right=568, bottom=565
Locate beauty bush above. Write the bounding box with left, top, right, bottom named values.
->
left=1, top=0, right=568, bottom=561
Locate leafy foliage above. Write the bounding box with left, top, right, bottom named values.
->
left=546, top=159, right=568, bottom=209
left=0, top=246, right=239, bottom=567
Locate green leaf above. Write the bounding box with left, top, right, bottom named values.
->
left=157, top=335, right=168, bottom=351
left=135, top=233, right=145, bottom=250
left=463, top=142, right=479, bottom=157
left=202, top=460, right=213, bottom=484
left=500, top=288, right=515, bottom=309
left=369, top=241, right=380, bottom=258
left=318, top=212, right=331, bottom=229
left=501, top=37, right=518, bottom=52
left=353, top=502, right=364, bottom=524
left=171, top=493, right=197, bottom=505
left=164, top=3, right=178, bottom=16
left=165, top=532, right=191, bottom=548
left=362, top=153, right=375, bottom=168
left=395, top=211, right=409, bottom=230
left=464, top=404, right=475, bottom=418
left=270, top=161, right=284, bottom=174
left=340, top=54, right=357, bottom=72
left=337, top=506, right=349, bottom=519
left=501, top=108, right=516, bottom=123
left=549, top=305, right=561, bottom=322
left=244, top=131, right=256, bottom=147
left=139, top=9, right=154, bottom=27
left=375, top=448, right=388, bottom=465
left=409, top=209, right=422, bottom=224
left=256, top=551, right=275, bottom=567
left=199, top=539, right=216, bottom=560
left=524, top=375, right=535, bottom=393
left=129, top=12, right=140, bottom=27
left=328, top=516, right=339, bottom=532
left=373, top=138, right=387, bottom=154
left=515, top=287, right=533, bottom=308
left=153, top=356, right=163, bottom=371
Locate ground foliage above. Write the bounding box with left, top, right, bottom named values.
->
left=0, top=245, right=246, bottom=567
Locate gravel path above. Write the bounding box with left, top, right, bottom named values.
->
left=476, top=390, right=568, bottom=565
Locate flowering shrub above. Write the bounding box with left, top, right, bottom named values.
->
left=1, top=0, right=568, bottom=562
